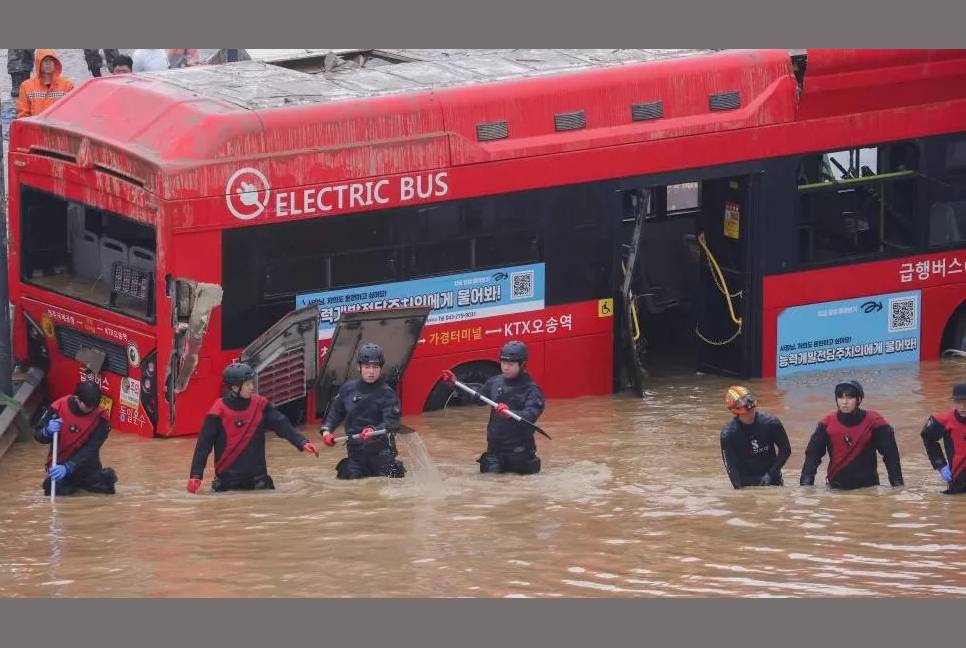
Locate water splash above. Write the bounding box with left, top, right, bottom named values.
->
left=396, top=432, right=446, bottom=498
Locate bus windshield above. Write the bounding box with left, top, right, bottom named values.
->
left=19, top=185, right=157, bottom=321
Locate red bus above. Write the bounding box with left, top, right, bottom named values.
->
left=7, top=48, right=966, bottom=438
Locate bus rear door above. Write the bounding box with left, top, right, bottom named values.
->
left=694, top=175, right=756, bottom=377
left=315, top=307, right=431, bottom=421
left=239, top=304, right=321, bottom=425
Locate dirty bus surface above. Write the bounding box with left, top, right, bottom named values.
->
left=9, top=49, right=965, bottom=446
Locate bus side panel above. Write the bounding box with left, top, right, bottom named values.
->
left=544, top=332, right=613, bottom=400
left=399, top=301, right=613, bottom=414
left=162, top=228, right=224, bottom=437
left=922, top=284, right=966, bottom=358
left=21, top=297, right=158, bottom=438
left=760, top=251, right=966, bottom=377
left=400, top=333, right=612, bottom=416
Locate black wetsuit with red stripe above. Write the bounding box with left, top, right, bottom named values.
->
left=799, top=408, right=904, bottom=490
left=189, top=393, right=309, bottom=491
left=34, top=395, right=116, bottom=495
left=920, top=409, right=966, bottom=495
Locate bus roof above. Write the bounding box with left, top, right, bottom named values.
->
left=152, top=49, right=715, bottom=110
left=13, top=49, right=966, bottom=203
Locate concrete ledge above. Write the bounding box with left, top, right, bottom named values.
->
left=0, top=367, right=45, bottom=461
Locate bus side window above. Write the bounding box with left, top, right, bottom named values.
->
left=667, top=182, right=700, bottom=212
left=475, top=233, right=539, bottom=268
left=407, top=240, right=472, bottom=278
left=796, top=141, right=919, bottom=266
left=929, top=200, right=966, bottom=247
left=928, top=135, right=966, bottom=248
left=330, top=248, right=399, bottom=288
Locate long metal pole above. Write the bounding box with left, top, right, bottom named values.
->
left=50, top=430, right=58, bottom=502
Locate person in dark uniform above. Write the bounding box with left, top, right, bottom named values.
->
left=920, top=382, right=966, bottom=495
left=7, top=49, right=34, bottom=97
left=444, top=340, right=545, bottom=475
left=83, top=49, right=121, bottom=76
left=320, top=343, right=406, bottom=479
left=35, top=381, right=118, bottom=495
left=187, top=362, right=319, bottom=493
left=800, top=380, right=904, bottom=490
left=719, top=385, right=792, bottom=488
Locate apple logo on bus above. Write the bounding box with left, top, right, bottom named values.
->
left=226, top=167, right=271, bottom=220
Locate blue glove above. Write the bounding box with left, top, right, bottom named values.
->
left=43, top=417, right=62, bottom=439
left=48, top=463, right=71, bottom=481
left=938, top=465, right=953, bottom=483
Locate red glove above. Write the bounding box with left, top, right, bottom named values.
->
left=495, top=403, right=512, bottom=419
left=321, top=431, right=336, bottom=447
left=441, top=369, right=456, bottom=388
left=186, top=477, right=202, bottom=494
left=359, top=426, right=376, bottom=442
left=302, top=441, right=320, bottom=457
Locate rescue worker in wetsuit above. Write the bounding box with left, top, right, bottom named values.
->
left=800, top=380, right=904, bottom=490
left=719, top=386, right=792, bottom=488
left=187, top=363, right=319, bottom=493
left=920, top=382, right=966, bottom=495
left=320, top=343, right=406, bottom=479
left=34, top=381, right=118, bottom=496
left=444, top=340, right=545, bottom=475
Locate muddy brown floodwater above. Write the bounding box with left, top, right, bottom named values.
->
left=0, top=360, right=964, bottom=597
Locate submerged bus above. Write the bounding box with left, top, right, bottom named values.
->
left=7, top=48, right=966, bottom=438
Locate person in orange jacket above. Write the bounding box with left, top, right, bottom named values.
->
left=16, top=49, right=74, bottom=118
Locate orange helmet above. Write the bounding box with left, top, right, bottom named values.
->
left=725, top=385, right=757, bottom=414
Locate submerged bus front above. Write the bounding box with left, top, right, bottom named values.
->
left=7, top=134, right=168, bottom=437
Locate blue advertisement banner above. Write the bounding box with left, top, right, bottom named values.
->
left=296, top=263, right=545, bottom=337
left=776, top=290, right=921, bottom=377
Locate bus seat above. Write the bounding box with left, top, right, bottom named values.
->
left=129, top=246, right=156, bottom=274
left=99, top=237, right=128, bottom=282
left=66, top=202, right=86, bottom=246
left=72, top=229, right=101, bottom=280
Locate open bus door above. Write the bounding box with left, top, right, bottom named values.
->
left=239, top=304, right=321, bottom=423
left=315, top=307, right=431, bottom=420
left=617, top=175, right=757, bottom=385
left=694, top=176, right=753, bottom=376
left=618, top=189, right=651, bottom=397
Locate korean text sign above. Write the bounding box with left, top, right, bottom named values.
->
left=296, top=263, right=545, bottom=338
left=776, top=290, right=921, bottom=377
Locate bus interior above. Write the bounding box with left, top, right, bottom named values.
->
left=19, top=186, right=157, bottom=322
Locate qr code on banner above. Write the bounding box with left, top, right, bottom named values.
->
left=888, top=296, right=918, bottom=332
left=511, top=270, right=534, bottom=300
